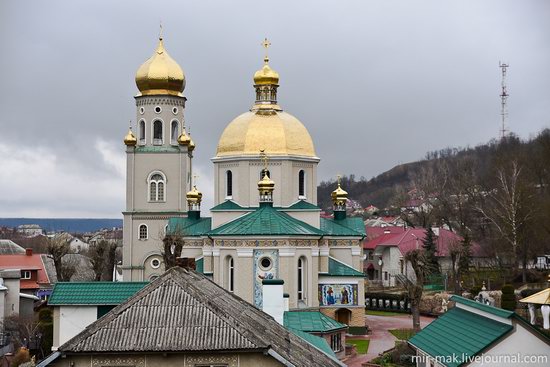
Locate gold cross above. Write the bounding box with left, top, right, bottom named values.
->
left=193, top=174, right=199, bottom=188
left=259, top=149, right=268, bottom=171
left=159, top=21, right=163, bottom=39
left=262, top=38, right=271, bottom=63
left=337, top=174, right=342, bottom=186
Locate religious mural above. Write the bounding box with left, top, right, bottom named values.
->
left=318, top=284, right=358, bottom=306
left=253, top=249, right=279, bottom=308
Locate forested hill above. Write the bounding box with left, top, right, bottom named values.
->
left=317, top=129, right=550, bottom=211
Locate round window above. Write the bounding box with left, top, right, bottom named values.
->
left=259, top=257, right=272, bottom=271
left=139, top=107, right=145, bottom=115
left=151, top=258, right=161, bottom=269
left=155, top=106, right=162, bottom=114
left=172, top=107, right=178, bottom=115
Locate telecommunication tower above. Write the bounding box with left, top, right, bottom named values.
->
left=499, top=62, right=509, bottom=139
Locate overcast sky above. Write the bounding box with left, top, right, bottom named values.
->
left=0, top=0, right=549, bottom=218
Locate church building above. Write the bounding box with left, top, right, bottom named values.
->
left=122, top=36, right=367, bottom=333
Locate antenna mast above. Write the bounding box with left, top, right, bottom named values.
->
left=499, top=62, right=509, bottom=139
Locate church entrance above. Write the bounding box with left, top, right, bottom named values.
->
left=335, top=308, right=352, bottom=325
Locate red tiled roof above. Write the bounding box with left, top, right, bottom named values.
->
left=366, top=226, right=406, bottom=240
left=0, top=253, right=51, bottom=287
left=363, top=227, right=485, bottom=257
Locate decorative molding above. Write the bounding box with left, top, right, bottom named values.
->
left=292, top=162, right=314, bottom=168
left=319, top=248, right=330, bottom=256
left=328, top=239, right=360, bottom=247
left=249, top=161, right=282, bottom=167
left=218, top=162, right=240, bottom=168
left=91, top=356, right=145, bottom=366
left=351, top=247, right=362, bottom=256
left=212, top=248, right=220, bottom=257
left=278, top=248, right=296, bottom=257
left=311, top=248, right=320, bottom=257
left=135, top=96, right=186, bottom=107
left=186, top=354, right=238, bottom=367
left=236, top=248, right=254, bottom=257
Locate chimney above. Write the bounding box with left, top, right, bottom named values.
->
left=25, top=248, right=32, bottom=256
left=262, top=279, right=285, bottom=325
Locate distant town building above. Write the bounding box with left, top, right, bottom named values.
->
left=0, top=248, right=56, bottom=295
left=17, top=224, right=44, bottom=237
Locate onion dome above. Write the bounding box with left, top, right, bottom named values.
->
left=253, top=57, right=279, bottom=85
left=331, top=180, right=348, bottom=207
left=186, top=185, right=203, bottom=205
left=258, top=172, right=275, bottom=195
left=124, top=127, right=137, bottom=146
left=188, top=137, right=196, bottom=152
left=177, top=128, right=191, bottom=145
left=135, top=37, right=185, bottom=97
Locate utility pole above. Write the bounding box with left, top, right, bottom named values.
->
left=499, top=62, right=509, bottom=139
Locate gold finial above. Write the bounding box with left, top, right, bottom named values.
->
left=331, top=174, right=348, bottom=207
left=337, top=174, right=342, bottom=187
left=124, top=121, right=137, bottom=146
left=193, top=174, right=199, bottom=188
left=259, top=149, right=269, bottom=172
left=262, top=38, right=271, bottom=64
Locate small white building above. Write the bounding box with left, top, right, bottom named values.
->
left=409, top=295, right=550, bottom=367
left=17, top=224, right=44, bottom=236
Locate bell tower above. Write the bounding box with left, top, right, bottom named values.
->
left=122, top=35, right=194, bottom=281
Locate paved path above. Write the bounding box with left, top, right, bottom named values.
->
left=344, top=314, right=434, bottom=367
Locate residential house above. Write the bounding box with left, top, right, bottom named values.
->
left=409, top=295, right=550, bottom=367
left=0, top=269, right=40, bottom=332
left=16, top=225, right=44, bottom=237
left=41, top=267, right=344, bottom=367
left=0, top=248, right=56, bottom=296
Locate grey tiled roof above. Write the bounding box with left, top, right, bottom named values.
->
left=59, top=267, right=342, bottom=367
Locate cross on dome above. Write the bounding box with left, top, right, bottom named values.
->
left=262, top=38, right=271, bottom=63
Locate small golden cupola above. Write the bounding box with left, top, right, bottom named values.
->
left=258, top=150, right=275, bottom=205
left=186, top=183, right=202, bottom=218
left=331, top=175, right=348, bottom=219
left=124, top=126, right=137, bottom=146
left=135, top=36, right=185, bottom=97
left=177, top=127, right=191, bottom=146
left=253, top=38, right=280, bottom=108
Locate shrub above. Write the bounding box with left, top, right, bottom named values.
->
left=501, top=284, right=516, bottom=311
left=11, top=347, right=30, bottom=367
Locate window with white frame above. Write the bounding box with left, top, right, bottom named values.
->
left=21, top=270, right=31, bottom=279
left=330, top=333, right=342, bottom=352
left=149, top=173, right=165, bottom=202
left=298, top=170, right=306, bottom=197
left=226, top=170, right=233, bottom=197
left=227, top=256, right=235, bottom=292
left=153, top=120, right=163, bottom=145
left=139, top=120, right=146, bottom=144
left=170, top=120, right=179, bottom=145
left=139, top=224, right=148, bottom=240
left=297, top=257, right=306, bottom=300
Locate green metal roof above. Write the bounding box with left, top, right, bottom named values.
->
left=451, top=295, right=514, bottom=319
left=284, top=311, right=347, bottom=333
left=168, top=217, right=212, bottom=237
left=324, top=257, right=365, bottom=277
left=207, top=204, right=325, bottom=236
left=195, top=257, right=204, bottom=274
left=287, top=327, right=337, bottom=358
left=320, top=217, right=365, bottom=237
left=210, top=200, right=250, bottom=211
left=409, top=307, right=512, bottom=367
left=48, top=282, right=148, bottom=306
left=284, top=200, right=321, bottom=211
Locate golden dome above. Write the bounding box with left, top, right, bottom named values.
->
left=258, top=172, right=275, bottom=195
left=216, top=110, right=316, bottom=157
left=177, top=128, right=191, bottom=145
left=135, top=37, right=185, bottom=97
left=124, top=128, right=137, bottom=146
left=331, top=182, right=348, bottom=206
left=254, top=58, right=279, bottom=85
left=186, top=185, right=202, bottom=204
left=188, top=137, right=196, bottom=152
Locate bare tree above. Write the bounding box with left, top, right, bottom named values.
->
left=46, top=236, right=75, bottom=281
left=88, top=240, right=117, bottom=281
left=402, top=249, right=431, bottom=332
left=162, top=233, right=184, bottom=270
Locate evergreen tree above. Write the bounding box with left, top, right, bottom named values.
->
left=422, top=227, right=440, bottom=274
left=458, top=233, right=472, bottom=276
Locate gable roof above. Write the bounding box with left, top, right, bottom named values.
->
left=284, top=311, right=347, bottom=333
left=207, top=204, right=325, bottom=237
left=519, top=287, right=550, bottom=305
left=0, top=252, right=52, bottom=288
left=284, top=200, right=321, bottom=211
left=210, top=200, right=250, bottom=211
left=451, top=295, right=514, bottom=319
left=59, top=267, right=342, bottom=367
left=48, top=282, right=148, bottom=306
left=325, top=256, right=365, bottom=277
left=168, top=217, right=212, bottom=236
left=287, top=327, right=337, bottom=358
left=409, top=306, right=512, bottom=367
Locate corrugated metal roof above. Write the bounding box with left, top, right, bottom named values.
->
left=207, top=204, right=325, bottom=236
left=210, top=200, right=250, bottom=211
left=451, top=295, right=514, bottom=318
left=284, top=311, right=347, bottom=332
left=320, top=217, right=365, bottom=236
left=167, top=217, right=212, bottom=236
left=0, top=240, right=25, bottom=254
left=48, top=282, right=148, bottom=305
left=285, top=200, right=321, bottom=210
left=59, top=268, right=342, bottom=367
left=409, top=307, right=512, bottom=367
left=287, top=327, right=337, bottom=358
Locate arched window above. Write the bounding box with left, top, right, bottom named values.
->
left=260, top=169, right=270, bottom=180
left=298, top=170, right=306, bottom=198
left=138, top=224, right=148, bottom=240
left=149, top=173, right=166, bottom=202
left=139, top=120, right=146, bottom=144
left=226, top=170, right=233, bottom=197
left=153, top=120, right=163, bottom=145
left=227, top=256, right=235, bottom=292
left=170, top=120, right=179, bottom=145
left=298, top=257, right=307, bottom=301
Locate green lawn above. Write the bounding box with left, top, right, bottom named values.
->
left=389, top=328, right=416, bottom=340
left=346, top=339, right=370, bottom=354
left=366, top=309, right=403, bottom=316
